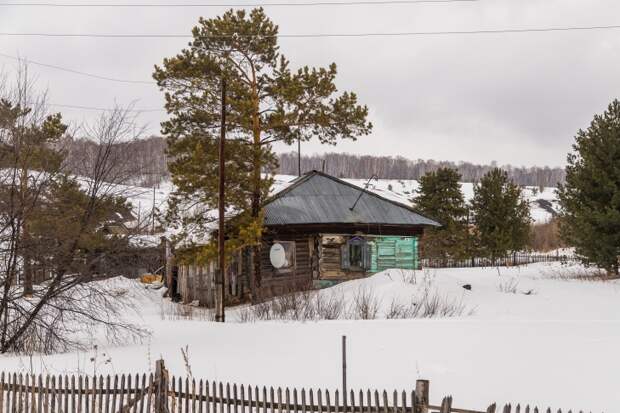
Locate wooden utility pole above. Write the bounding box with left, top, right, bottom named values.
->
left=151, top=186, right=156, bottom=235
left=215, top=78, right=227, bottom=323
left=297, top=138, right=301, bottom=177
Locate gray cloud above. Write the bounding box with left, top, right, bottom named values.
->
left=1, top=0, right=619, bottom=167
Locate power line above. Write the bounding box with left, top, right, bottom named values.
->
left=2, top=24, right=620, bottom=39
left=50, top=103, right=164, bottom=112
left=0, top=0, right=478, bottom=7
left=0, top=52, right=155, bottom=84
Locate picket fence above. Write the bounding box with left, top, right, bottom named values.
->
left=420, top=253, right=576, bottom=269
left=0, top=360, right=592, bottom=413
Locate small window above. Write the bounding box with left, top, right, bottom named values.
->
left=341, top=237, right=371, bottom=271
left=269, top=241, right=296, bottom=274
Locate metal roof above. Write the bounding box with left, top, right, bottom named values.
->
left=263, top=171, right=440, bottom=227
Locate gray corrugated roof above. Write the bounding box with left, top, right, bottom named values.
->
left=264, top=171, right=440, bottom=227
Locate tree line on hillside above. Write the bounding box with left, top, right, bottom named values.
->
left=279, top=152, right=566, bottom=187
left=61, top=136, right=566, bottom=189
left=63, top=135, right=168, bottom=188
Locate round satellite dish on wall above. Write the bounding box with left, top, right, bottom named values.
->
left=270, top=243, right=287, bottom=269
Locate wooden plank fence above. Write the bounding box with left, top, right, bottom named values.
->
left=0, top=360, right=594, bottom=413
left=420, top=253, right=576, bottom=269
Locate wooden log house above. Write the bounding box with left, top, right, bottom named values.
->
left=170, top=171, right=440, bottom=306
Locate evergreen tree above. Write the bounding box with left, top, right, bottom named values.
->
left=27, top=176, right=134, bottom=277
left=471, top=168, right=531, bottom=262
left=557, top=100, right=620, bottom=275
left=153, top=8, right=372, bottom=291
left=413, top=168, right=469, bottom=259
left=0, top=99, right=67, bottom=296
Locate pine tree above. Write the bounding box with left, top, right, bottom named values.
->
left=413, top=168, right=469, bottom=259
left=0, top=99, right=67, bottom=296
left=557, top=100, right=620, bottom=275
left=153, top=8, right=372, bottom=291
left=471, top=168, right=531, bottom=262
left=27, top=176, right=133, bottom=278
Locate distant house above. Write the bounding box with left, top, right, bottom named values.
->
left=170, top=171, right=440, bottom=306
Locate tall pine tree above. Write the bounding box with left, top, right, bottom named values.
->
left=557, top=100, right=620, bottom=275
left=413, top=168, right=469, bottom=259
left=471, top=168, right=531, bottom=262
left=154, top=8, right=372, bottom=292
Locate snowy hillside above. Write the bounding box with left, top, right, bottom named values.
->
left=1, top=262, right=617, bottom=411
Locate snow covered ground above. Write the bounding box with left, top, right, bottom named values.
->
left=1, top=262, right=617, bottom=412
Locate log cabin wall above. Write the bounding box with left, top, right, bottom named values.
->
left=258, top=232, right=315, bottom=299
left=258, top=225, right=425, bottom=292
left=318, top=234, right=366, bottom=282
left=174, top=225, right=426, bottom=307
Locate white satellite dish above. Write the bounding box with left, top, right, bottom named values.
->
left=270, top=243, right=287, bottom=269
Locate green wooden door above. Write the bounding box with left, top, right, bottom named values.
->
left=370, top=236, right=418, bottom=272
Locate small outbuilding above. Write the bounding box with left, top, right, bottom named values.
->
left=171, top=171, right=440, bottom=306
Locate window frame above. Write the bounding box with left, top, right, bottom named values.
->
left=341, top=236, right=372, bottom=271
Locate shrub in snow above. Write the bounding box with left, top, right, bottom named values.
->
left=385, top=299, right=411, bottom=319
left=347, top=287, right=381, bottom=320
left=414, top=291, right=468, bottom=318
left=315, top=292, right=345, bottom=320
left=384, top=290, right=469, bottom=319
left=498, top=278, right=519, bottom=294
left=542, top=266, right=609, bottom=282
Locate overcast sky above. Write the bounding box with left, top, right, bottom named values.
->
left=1, top=0, right=620, bottom=167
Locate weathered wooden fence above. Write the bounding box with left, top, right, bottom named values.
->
left=0, top=360, right=592, bottom=413
left=420, top=253, right=576, bottom=269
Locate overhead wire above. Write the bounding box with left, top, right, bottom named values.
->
left=0, top=0, right=478, bottom=7
left=0, top=52, right=155, bottom=84
left=1, top=24, right=620, bottom=39
left=2, top=17, right=619, bottom=116
left=49, top=103, right=164, bottom=112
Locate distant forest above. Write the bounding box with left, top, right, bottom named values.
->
left=63, top=136, right=565, bottom=188
left=279, top=152, right=566, bottom=187
left=63, top=135, right=168, bottom=187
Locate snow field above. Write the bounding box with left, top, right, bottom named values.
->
left=1, top=262, right=618, bottom=412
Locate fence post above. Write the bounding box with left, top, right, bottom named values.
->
left=414, top=380, right=429, bottom=413
left=154, top=359, right=170, bottom=413
left=342, top=335, right=347, bottom=413
left=439, top=396, right=452, bottom=413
